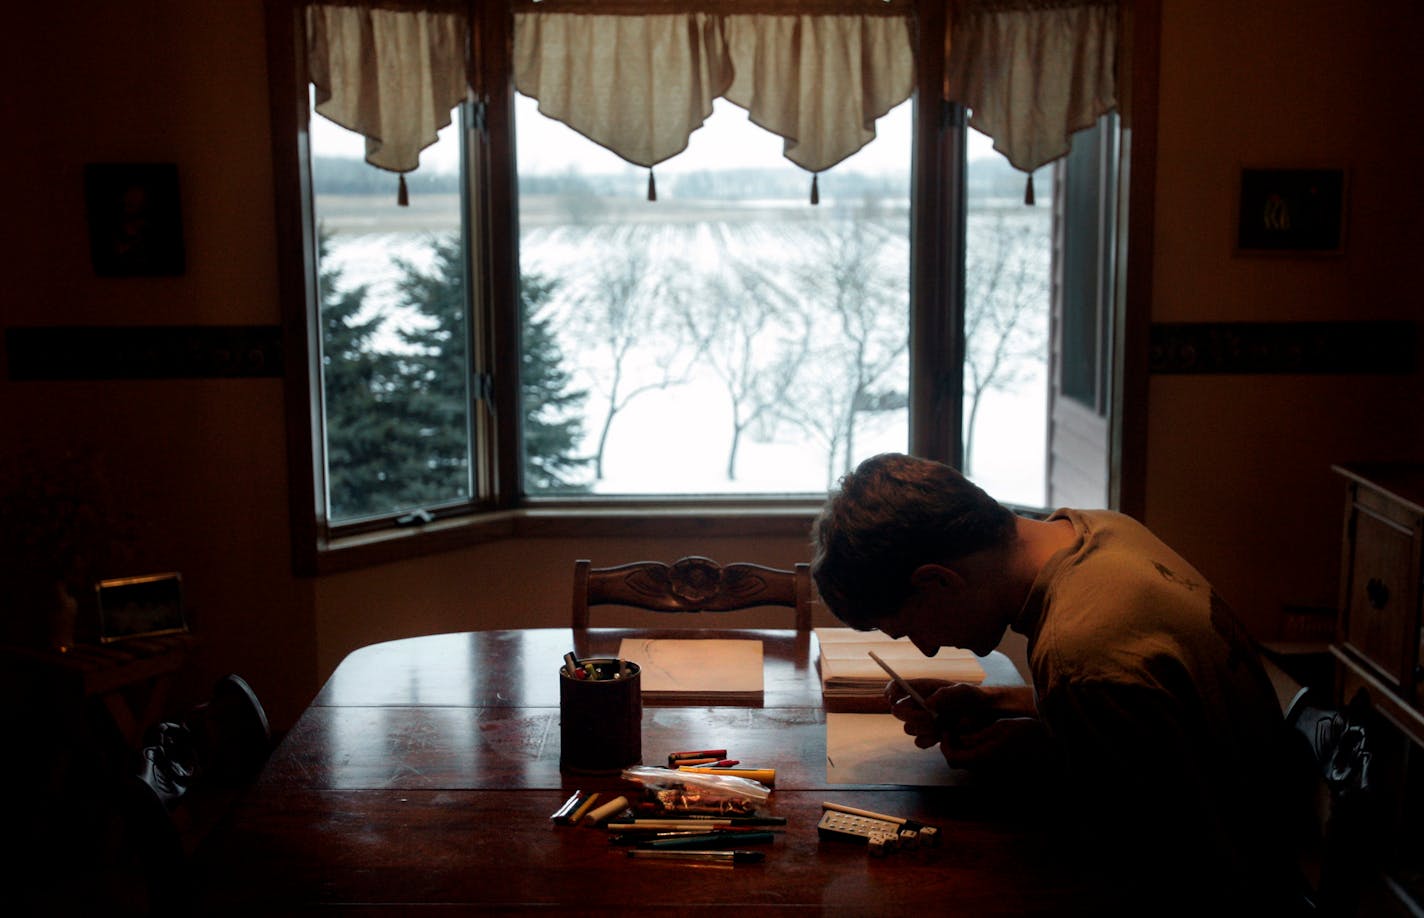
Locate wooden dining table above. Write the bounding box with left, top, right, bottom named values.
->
left=194, top=628, right=1111, bottom=913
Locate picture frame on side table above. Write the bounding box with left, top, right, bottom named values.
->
left=96, top=572, right=187, bottom=643
left=1235, top=166, right=1347, bottom=256
left=84, top=162, right=186, bottom=277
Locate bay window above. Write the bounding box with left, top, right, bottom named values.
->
left=266, top=0, right=1146, bottom=572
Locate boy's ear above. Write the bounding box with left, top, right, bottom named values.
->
left=910, top=563, right=964, bottom=591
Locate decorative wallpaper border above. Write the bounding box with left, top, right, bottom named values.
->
left=5, top=325, right=283, bottom=380
left=1149, top=321, right=1415, bottom=375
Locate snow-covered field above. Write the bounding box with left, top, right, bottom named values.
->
left=318, top=193, right=1049, bottom=506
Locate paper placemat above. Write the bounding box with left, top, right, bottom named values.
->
left=616, top=638, right=764, bottom=693
left=825, top=713, right=972, bottom=786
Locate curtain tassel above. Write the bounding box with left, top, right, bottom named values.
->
left=810, top=173, right=820, bottom=206
left=398, top=173, right=409, bottom=207
left=647, top=168, right=657, bottom=202
left=1023, top=173, right=1035, bottom=207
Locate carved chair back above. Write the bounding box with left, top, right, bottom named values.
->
left=572, top=555, right=813, bottom=631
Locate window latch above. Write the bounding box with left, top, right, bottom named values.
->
left=396, top=508, right=435, bottom=527
left=471, top=99, right=488, bottom=139
left=472, top=371, right=494, bottom=404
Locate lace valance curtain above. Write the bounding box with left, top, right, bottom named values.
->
left=512, top=2, right=916, bottom=178
left=306, top=2, right=469, bottom=181
left=944, top=0, right=1119, bottom=175
left=302, top=0, right=1120, bottom=202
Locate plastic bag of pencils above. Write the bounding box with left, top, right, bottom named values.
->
left=620, top=765, right=771, bottom=815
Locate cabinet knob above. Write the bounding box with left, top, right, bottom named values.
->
left=1366, top=577, right=1390, bottom=610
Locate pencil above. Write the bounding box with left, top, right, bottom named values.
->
left=867, top=651, right=933, bottom=713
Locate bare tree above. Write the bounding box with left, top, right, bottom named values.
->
left=962, top=212, right=1050, bottom=474
left=781, top=209, right=909, bottom=485
left=569, top=244, right=698, bottom=479
left=681, top=262, right=809, bottom=480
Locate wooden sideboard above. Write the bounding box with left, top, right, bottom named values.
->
left=1330, top=463, right=1424, bottom=914
left=1333, top=463, right=1424, bottom=733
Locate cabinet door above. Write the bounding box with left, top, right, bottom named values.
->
left=1342, top=496, right=1420, bottom=690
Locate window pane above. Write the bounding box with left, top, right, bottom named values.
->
left=309, top=100, right=474, bottom=524
left=962, top=131, right=1052, bottom=508
left=516, top=95, right=912, bottom=496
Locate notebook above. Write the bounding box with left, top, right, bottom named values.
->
left=814, top=627, right=984, bottom=709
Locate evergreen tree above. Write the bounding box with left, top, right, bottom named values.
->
left=520, top=274, right=592, bottom=492
left=390, top=237, right=475, bottom=506
left=317, top=227, right=410, bottom=521
left=395, top=236, right=591, bottom=496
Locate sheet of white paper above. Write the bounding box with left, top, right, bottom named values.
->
left=825, top=713, right=971, bottom=786
left=616, top=638, right=764, bottom=693
left=813, top=627, right=905, bottom=644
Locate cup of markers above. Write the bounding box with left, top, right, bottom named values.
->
left=559, top=652, right=642, bottom=774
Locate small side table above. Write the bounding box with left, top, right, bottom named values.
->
left=0, top=632, right=199, bottom=748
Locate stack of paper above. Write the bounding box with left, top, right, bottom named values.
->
left=815, top=628, right=984, bottom=710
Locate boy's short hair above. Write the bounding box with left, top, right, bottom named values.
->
left=811, top=453, right=1017, bottom=629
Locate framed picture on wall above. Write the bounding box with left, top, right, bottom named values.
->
left=84, top=162, right=187, bottom=276
left=95, top=572, right=187, bottom=643
left=1235, top=166, right=1347, bottom=255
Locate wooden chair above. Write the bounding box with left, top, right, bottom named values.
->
left=572, top=555, right=814, bottom=631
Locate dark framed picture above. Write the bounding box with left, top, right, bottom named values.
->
left=84, top=162, right=186, bottom=276
left=1235, top=167, right=1347, bottom=255
left=95, top=572, right=187, bottom=643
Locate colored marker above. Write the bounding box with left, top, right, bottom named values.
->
left=667, top=749, right=728, bottom=764
left=676, top=766, right=775, bottom=786
left=567, top=792, right=601, bottom=825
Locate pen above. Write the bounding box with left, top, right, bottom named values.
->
left=669, top=815, right=786, bottom=825
left=609, top=830, right=733, bottom=845
left=638, top=831, right=775, bottom=849
left=626, top=849, right=765, bottom=864
left=610, top=825, right=775, bottom=836
left=607, top=820, right=777, bottom=830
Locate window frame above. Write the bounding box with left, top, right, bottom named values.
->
left=266, top=0, right=1157, bottom=576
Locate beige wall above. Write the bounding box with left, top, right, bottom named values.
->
left=1145, top=0, right=1424, bottom=635
left=3, top=0, right=1420, bottom=731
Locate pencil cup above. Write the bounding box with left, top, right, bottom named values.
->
left=559, top=658, right=642, bottom=774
